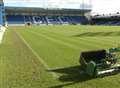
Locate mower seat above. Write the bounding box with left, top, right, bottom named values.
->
left=80, top=49, right=106, bottom=66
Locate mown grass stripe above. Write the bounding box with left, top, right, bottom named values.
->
left=30, top=29, right=112, bottom=50
left=14, top=30, right=58, bottom=78
left=28, top=30, right=81, bottom=50
left=6, top=25, right=120, bottom=88
left=38, top=29, right=115, bottom=47
left=31, top=30, right=113, bottom=48
left=28, top=30, right=100, bottom=50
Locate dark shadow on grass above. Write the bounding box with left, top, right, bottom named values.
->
left=48, top=65, right=93, bottom=88
left=48, top=65, right=120, bottom=88
left=73, top=31, right=120, bottom=37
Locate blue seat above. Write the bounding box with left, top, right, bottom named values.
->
left=7, top=15, right=24, bottom=24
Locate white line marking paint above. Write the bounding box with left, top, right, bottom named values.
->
left=14, top=30, right=58, bottom=78
left=0, top=27, right=6, bottom=44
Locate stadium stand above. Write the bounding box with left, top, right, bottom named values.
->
left=4, top=6, right=91, bottom=26
left=60, top=16, right=71, bottom=24
left=45, top=16, right=60, bottom=24
left=6, top=15, right=89, bottom=25
left=0, top=0, right=92, bottom=26
left=92, top=14, right=120, bottom=25
left=24, top=15, right=33, bottom=23
left=7, top=15, right=24, bottom=24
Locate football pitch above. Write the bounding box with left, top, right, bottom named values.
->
left=1, top=25, right=120, bottom=88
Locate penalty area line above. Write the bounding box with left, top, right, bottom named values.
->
left=14, top=30, right=58, bottom=78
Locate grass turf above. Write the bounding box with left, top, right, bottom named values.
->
left=1, top=25, right=120, bottom=88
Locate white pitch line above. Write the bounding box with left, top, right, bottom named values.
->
left=0, top=27, right=6, bottom=44
left=14, top=30, right=58, bottom=78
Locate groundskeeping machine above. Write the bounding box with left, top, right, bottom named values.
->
left=80, top=47, right=120, bottom=77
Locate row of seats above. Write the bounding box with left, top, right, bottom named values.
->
left=6, top=15, right=88, bottom=25
left=7, top=15, right=25, bottom=24
left=92, top=20, right=120, bottom=25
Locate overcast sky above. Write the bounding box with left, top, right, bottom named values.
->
left=92, top=0, right=120, bottom=15
left=3, top=0, right=120, bottom=15
left=3, top=0, right=91, bottom=9
left=3, top=0, right=90, bottom=9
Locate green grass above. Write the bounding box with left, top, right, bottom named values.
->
left=1, top=25, right=120, bottom=88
